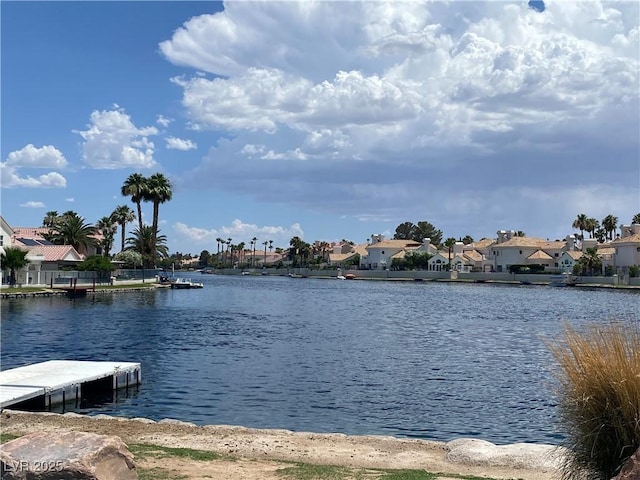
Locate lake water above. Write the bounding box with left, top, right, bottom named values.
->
left=1, top=275, right=638, bottom=445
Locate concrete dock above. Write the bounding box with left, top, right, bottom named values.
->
left=0, top=360, right=141, bottom=410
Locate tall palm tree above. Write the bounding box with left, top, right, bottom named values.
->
left=50, top=213, right=97, bottom=256
left=602, top=214, right=618, bottom=241
left=111, top=205, right=136, bottom=252
left=144, top=173, right=173, bottom=267
left=572, top=213, right=588, bottom=239
left=42, top=211, right=59, bottom=228
left=121, top=173, right=148, bottom=235
left=251, top=237, right=257, bottom=268
left=96, top=215, right=118, bottom=257
left=227, top=238, right=232, bottom=267
left=268, top=240, right=273, bottom=254
left=263, top=240, right=268, bottom=265
left=585, top=218, right=599, bottom=238
left=444, top=237, right=456, bottom=268
left=1, top=246, right=29, bottom=286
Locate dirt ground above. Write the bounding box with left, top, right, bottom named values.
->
left=0, top=410, right=560, bottom=480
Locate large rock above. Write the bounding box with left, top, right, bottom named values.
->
left=613, top=447, right=640, bottom=480
left=445, top=438, right=566, bottom=471
left=0, top=431, right=137, bottom=479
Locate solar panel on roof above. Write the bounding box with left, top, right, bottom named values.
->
left=17, top=238, right=39, bottom=246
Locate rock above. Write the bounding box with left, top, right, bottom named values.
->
left=445, top=438, right=566, bottom=471
left=0, top=431, right=137, bottom=479
left=613, top=447, right=640, bottom=480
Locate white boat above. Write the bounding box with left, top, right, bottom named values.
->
left=169, top=278, right=204, bottom=289
left=337, top=275, right=346, bottom=280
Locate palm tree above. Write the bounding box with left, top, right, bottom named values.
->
left=263, top=240, right=268, bottom=265
left=112, top=205, right=136, bottom=252
left=227, top=238, right=232, bottom=267
left=602, top=214, right=618, bottom=241
left=572, top=213, right=588, bottom=239
left=576, top=247, right=602, bottom=276
left=444, top=237, right=456, bottom=269
left=121, top=173, right=148, bottom=235
left=42, top=211, right=59, bottom=228
left=96, top=215, right=118, bottom=257
left=237, top=242, right=246, bottom=267
left=126, top=225, right=169, bottom=268
left=144, top=173, right=173, bottom=267
left=585, top=218, right=599, bottom=238
left=49, top=213, right=97, bottom=256
left=1, top=246, right=29, bottom=286
left=251, top=237, right=257, bottom=267
left=633, top=213, right=640, bottom=225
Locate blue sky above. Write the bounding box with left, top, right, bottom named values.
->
left=2, top=1, right=639, bottom=255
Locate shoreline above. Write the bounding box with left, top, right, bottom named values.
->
left=1, top=273, right=639, bottom=299
left=0, top=409, right=563, bottom=480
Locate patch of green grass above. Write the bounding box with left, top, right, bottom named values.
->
left=377, top=471, right=436, bottom=480
left=129, top=443, right=223, bottom=462
left=136, top=467, right=188, bottom=480
left=0, top=433, right=20, bottom=443
left=276, top=462, right=368, bottom=480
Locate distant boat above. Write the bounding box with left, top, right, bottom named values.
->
left=241, top=271, right=250, bottom=276
left=345, top=273, right=356, bottom=280
left=169, top=278, right=204, bottom=289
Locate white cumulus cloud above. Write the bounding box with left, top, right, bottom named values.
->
left=166, top=136, right=197, bottom=151
left=19, top=201, right=46, bottom=208
left=1, top=164, right=67, bottom=188
left=74, top=108, right=158, bottom=169
left=164, top=1, right=639, bottom=236
left=5, top=144, right=68, bottom=168
left=174, top=219, right=304, bottom=247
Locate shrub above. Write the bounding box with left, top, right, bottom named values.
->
left=549, top=320, right=640, bottom=480
left=629, top=265, right=640, bottom=278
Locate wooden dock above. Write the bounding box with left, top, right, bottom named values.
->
left=0, top=360, right=141, bottom=410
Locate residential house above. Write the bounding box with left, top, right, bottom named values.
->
left=328, top=242, right=367, bottom=268
left=491, top=230, right=578, bottom=272
left=611, top=224, right=640, bottom=272
left=1, top=216, right=85, bottom=285
left=359, top=235, right=421, bottom=270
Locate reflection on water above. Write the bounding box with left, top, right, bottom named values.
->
left=2, top=275, right=638, bottom=444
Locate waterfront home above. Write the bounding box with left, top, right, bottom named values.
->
left=328, top=242, right=368, bottom=268
left=427, top=252, right=449, bottom=271
left=558, top=250, right=583, bottom=273
left=0, top=216, right=85, bottom=286
left=611, top=224, right=640, bottom=273
left=359, top=235, right=421, bottom=270
left=491, top=230, right=578, bottom=272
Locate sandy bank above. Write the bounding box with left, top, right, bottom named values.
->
left=0, top=410, right=562, bottom=480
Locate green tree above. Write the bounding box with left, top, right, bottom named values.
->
left=144, top=173, right=173, bottom=267
left=49, top=213, right=97, bottom=256
left=96, top=215, right=117, bottom=257
left=602, top=214, right=618, bottom=241
left=113, top=250, right=143, bottom=269
left=585, top=218, right=599, bottom=238
left=42, top=210, right=59, bottom=228
left=112, top=205, right=136, bottom=253
left=1, top=246, right=29, bottom=286
left=121, top=173, right=148, bottom=235
left=126, top=225, right=169, bottom=268
left=394, top=222, right=415, bottom=240
left=574, top=247, right=602, bottom=276
left=572, top=213, right=588, bottom=240
left=632, top=213, right=640, bottom=225
left=199, top=250, right=211, bottom=268
left=414, top=221, right=443, bottom=245
left=444, top=237, right=457, bottom=268
left=77, top=255, right=115, bottom=273
left=461, top=235, right=474, bottom=245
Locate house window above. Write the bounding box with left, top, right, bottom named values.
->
left=554, top=253, right=559, bottom=257
left=381, top=251, right=385, bottom=254
left=519, top=250, right=522, bottom=254
left=0, top=235, right=3, bottom=246
left=555, top=263, right=558, bottom=267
